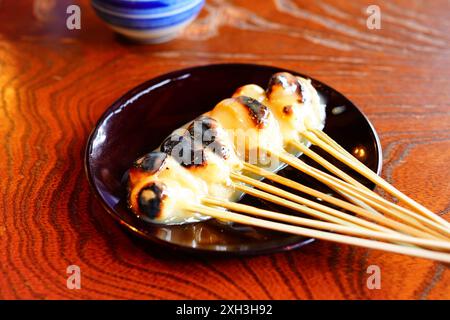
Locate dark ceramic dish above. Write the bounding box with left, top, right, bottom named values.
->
left=85, top=63, right=382, bottom=255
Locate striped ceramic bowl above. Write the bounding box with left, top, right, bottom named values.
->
left=91, top=0, right=205, bottom=43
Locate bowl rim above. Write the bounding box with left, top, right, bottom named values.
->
left=91, top=0, right=205, bottom=20
left=84, top=62, right=383, bottom=255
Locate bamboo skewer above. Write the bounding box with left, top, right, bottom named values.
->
left=303, top=164, right=450, bottom=240
left=334, top=190, right=381, bottom=217
left=267, top=149, right=450, bottom=240
left=235, top=167, right=438, bottom=240
left=292, top=140, right=369, bottom=190
left=304, top=167, right=449, bottom=240
left=233, top=173, right=398, bottom=235
left=243, top=162, right=387, bottom=221
left=289, top=140, right=440, bottom=231
left=303, top=130, right=450, bottom=229
left=288, top=141, right=384, bottom=216
left=233, top=181, right=443, bottom=241
left=202, top=197, right=450, bottom=251
left=310, top=129, right=360, bottom=162
left=184, top=204, right=450, bottom=263
left=293, top=140, right=406, bottom=215
left=298, top=154, right=447, bottom=237
left=312, top=128, right=450, bottom=229
left=233, top=183, right=365, bottom=229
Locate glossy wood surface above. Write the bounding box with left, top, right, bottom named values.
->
left=0, top=0, right=449, bottom=299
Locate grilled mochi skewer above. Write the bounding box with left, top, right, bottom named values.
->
left=129, top=117, right=254, bottom=225
left=128, top=111, right=280, bottom=225
left=226, top=74, right=450, bottom=239
left=126, top=152, right=450, bottom=262
left=228, top=78, right=450, bottom=239
left=124, top=72, right=450, bottom=260
left=233, top=76, right=382, bottom=216
left=155, top=115, right=366, bottom=228
left=229, top=73, right=450, bottom=239
left=127, top=79, right=317, bottom=226
left=128, top=71, right=449, bottom=244
left=259, top=73, right=450, bottom=237
left=128, top=152, right=210, bottom=224
left=232, top=72, right=325, bottom=148
left=129, top=114, right=378, bottom=231
left=130, top=110, right=441, bottom=241
left=130, top=77, right=448, bottom=239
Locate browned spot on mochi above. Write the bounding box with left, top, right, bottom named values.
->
left=266, top=72, right=305, bottom=103
left=130, top=181, right=168, bottom=220
left=283, top=105, right=293, bottom=115
left=236, top=96, right=269, bottom=129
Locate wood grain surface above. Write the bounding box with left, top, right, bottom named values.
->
left=0, top=0, right=449, bottom=299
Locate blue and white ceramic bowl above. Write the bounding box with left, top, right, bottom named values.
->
left=92, top=0, right=205, bottom=43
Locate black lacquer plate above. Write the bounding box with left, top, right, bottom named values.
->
left=85, top=63, right=382, bottom=255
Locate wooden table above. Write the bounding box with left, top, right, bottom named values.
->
left=0, top=0, right=449, bottom=300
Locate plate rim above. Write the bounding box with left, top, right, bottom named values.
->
left=84, top=62, right=383, bottom=255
